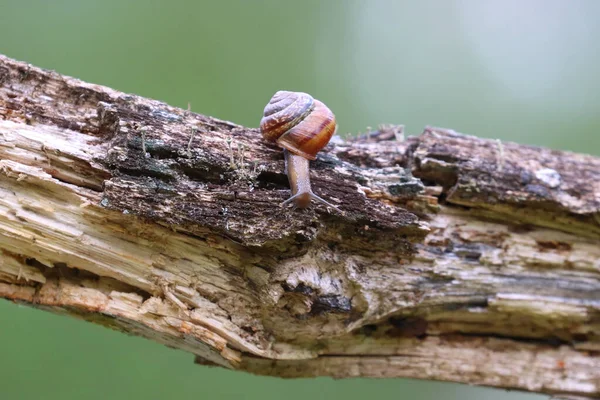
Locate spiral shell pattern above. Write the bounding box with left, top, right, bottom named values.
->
left=260, top=91, right=337, bottom=160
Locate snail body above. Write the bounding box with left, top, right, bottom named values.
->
left=260, top=91, right=340, bottom=211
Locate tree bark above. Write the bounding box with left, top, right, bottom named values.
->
left=0, top=54, right=599, bottom=399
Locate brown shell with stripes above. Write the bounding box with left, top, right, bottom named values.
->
left=260, top=91, right=337, bottom=160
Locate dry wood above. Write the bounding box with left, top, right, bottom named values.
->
left=0, top=54, right=599, bottom=399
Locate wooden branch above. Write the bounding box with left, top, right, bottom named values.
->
left=1, top=54, right=599, bottom=399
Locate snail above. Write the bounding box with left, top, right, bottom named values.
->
left=260, top=90, right=341, bottom=211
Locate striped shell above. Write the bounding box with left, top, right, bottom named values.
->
left=260, top=91, right=337, bottom=160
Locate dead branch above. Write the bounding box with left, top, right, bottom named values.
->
left=1, top=54, right=599, bottom=399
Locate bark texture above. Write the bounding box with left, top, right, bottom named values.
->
left=0, top=54, right=599, bottom=399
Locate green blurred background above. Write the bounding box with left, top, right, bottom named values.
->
left=1, top=1, right=598, bottom=399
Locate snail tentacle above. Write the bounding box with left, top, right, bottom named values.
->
left=279, top=191, right=341, bottom=213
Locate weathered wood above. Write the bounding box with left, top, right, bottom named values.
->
left=1, top=54, right=599, bottom=399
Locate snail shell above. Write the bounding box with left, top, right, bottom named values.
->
left=260, top=91, right=337, bottom=160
